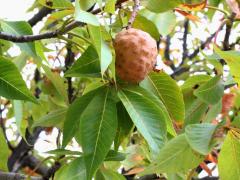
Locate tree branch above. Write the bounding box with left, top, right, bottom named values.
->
left=127, top=0, right=140, bottom=29
left=0, top=171, right=43, bottom=180
left=181, top=20, right=189, bottom=64
left=28, top=7, right=53, bottom=27
left=223, top=13, right=236, bottom=50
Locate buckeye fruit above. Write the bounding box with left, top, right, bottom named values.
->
left=114, top=28, right=158, bottom=83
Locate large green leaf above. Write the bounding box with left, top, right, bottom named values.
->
left=75, top=1, right=99, bottom=26
left=185, top=123, right=217, bottom=155
left=80, top=88, right=118, bottom=180
left=194, top=76, right=224, bottom=105
left=38, top=0, right=73, bottom=9
left=88, top=25, right=112, bottom=75
left=114, top=102, right=134, bottom=150
left=32, top=108, right=67, bottom=129
left=141, top=72, right=185, bottom=122
left=140, top=10, right=176, bottom=36
left=214, top=46, right=240, bottom=85
left=0, top=128, right=10, bottom=171
left=218, top=130, right=240, bottom=180
left=55, top=157, right=86, bottom=180
left=143, top=0, right=183, bottom=13
left=0, top=21, right=37, bottom=58
left=62, top=88, right=101, bottom=147
left=0, top=57, right=37, bottom=103
left=65, top=45, right=101, bottom=77
left=143, top=134, right=203, bottom=174
left=131, top=13, right=160, bottom=40
left=118, top=86, right=167, bottom=154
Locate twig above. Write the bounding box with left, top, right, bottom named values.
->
left=223, top=13, right=236, bottom=50
left=127, top=0, right=140, bottom=29
left=164, top=36, right=176, bottom=70
left=189, top=20, right=227, bottom=60
left=181, top=20, right=189, bottom=65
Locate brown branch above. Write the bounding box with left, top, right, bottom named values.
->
left=127, top=0, right=140, bottom=29
left=0, top=172, right=43, bottom=180
left=181, top=20, right=189, bottom=64
left=223, top=13, right=236, bottom=50
left=28, top=7, right=53, bottom=27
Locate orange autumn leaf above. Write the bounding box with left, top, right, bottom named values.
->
left=175, top=9, right=201, bottom=22
left=206, top=154, right=218, bottom=163
left=179, top=0, right=207, bottom=11
left=200, top=162, right=212, bottom=176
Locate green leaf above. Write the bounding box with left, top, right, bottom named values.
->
left=75, top=1, right=99, bottom=26
left=143, top=134, right=203, bottom=174
left=79, top=0, right=96, bottom=10
left=214, top=46, right=240, bottom=85
left=141, top=72, right=185, bottom=122
left=181, top=75, right=211, bottom=91
left=65, top=45, right=101, bottom=77
left=0, top=57, right=37, bottom=103
left=62, top=88, right=101, bottom=147
left=184, top=98, right=208, bottom=125
left=185, top=123, right=217, bottom=155
left=13, top=100, right=26, bottom=138
left=38, top=0, right=73, bottom=9
left=118, top=86, right=167, bottom=154
left=80, top=88, right=118, bottom=180
left=101, top=168, right=125, bottom=180
left=105, top=150, right=126, bottom=161
left=32, top=108, right=67, bottom=129
left=0, top=21, right=37, bottom=58
left=144, top=0, right=183, bottom=13
left=55, top=157, right=86, bottom=180
left=194, top=76, right=224, bottom=105
left=105, top=0, right=117, bottom=14
left=218, top=131, right=240, bottom=180
left=204, top=100, right=222, bottom=123
left=45, top=9, right=74, bottom=27
left=0, top=128, right=10, bottom=171
left=114, top=102, right=134, bottom=150
left=131, top=13, right=160, bottom=40
left=140, top=10, right=176, bottom=36
left=88, top=25, right=112, bottom=75
left=42, top=64, right=68, bottom=104
left=45, top=149, right=82, bottom=156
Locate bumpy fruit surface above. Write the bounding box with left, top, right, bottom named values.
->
left=114, top=28, right=158, bottom=83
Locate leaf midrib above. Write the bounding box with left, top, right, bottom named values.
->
left=88, top=89, right=109, bottom=178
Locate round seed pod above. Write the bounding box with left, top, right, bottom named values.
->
left=114, top=28, right=158, bottom=83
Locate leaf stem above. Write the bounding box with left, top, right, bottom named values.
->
left=205, top=5, right=229, bottom=16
